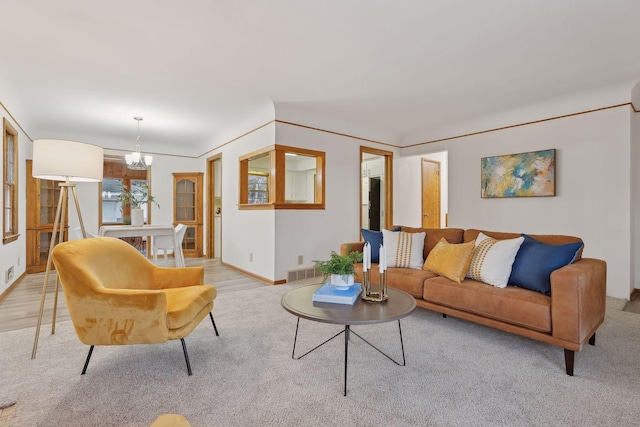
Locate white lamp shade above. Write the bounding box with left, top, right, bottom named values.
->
left=32, top=139, right=104, bottom=182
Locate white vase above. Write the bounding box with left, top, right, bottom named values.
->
left=330, top=274, right=354, bottom=289
left=130, top=208, right=144, bottom=226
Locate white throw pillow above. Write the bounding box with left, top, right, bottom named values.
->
left=382, top=229, right=426, bottom=269
left=466, top=232, right=524, bottom=288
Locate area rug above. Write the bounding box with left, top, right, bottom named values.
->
left=1, top=284, right=639, bottom=426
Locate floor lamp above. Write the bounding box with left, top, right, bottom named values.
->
left=31, top=139, right=103, bottom=359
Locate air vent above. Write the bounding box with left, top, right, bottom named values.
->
left=286, top=267, right=323, bottom=283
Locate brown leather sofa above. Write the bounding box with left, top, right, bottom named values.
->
left=340, top=227, right=607, bottom=376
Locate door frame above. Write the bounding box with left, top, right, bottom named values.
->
left=206, top=153, right=222, bottom=259
left=360, top=146, right=393, bottom=231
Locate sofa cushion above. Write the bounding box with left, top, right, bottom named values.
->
left=382, top=230, right=425, bottom=269
left=361, top=227, right=400, bottom=263
left=355, top=263, right=437, bottom=298
left=423, top=238, right=475, bottom=283
left=387, top=266, right=439, bottom=297
left=466, top=232, right=524, bottom=288
left=423, top=276, right=552, bottom=333
left=508, top=234, right=583, bottom=295
left=401, top=227, right=464, bottom=260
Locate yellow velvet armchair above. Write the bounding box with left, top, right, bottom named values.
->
left=51, top=236, right=218, bottom=375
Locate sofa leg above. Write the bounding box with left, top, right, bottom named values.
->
left=564, top=349, right=574, bottom=376
left=210, top=312, right=219, bottom=336
left=181, top=338, right=193, bottom=376
left=589, top=333, right=596, bottom=346
left=81, top=345, right=94, bottom=375
left=442, top=313, right=447, bottom=318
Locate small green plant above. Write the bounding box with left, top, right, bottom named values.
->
left=313, top=249, right=363, bottom=279
left=115, top=181, right=159, bottom=210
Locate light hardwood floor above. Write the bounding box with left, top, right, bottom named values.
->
left=0, top=257, right=267, bottom=334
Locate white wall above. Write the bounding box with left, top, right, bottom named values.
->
left=0, top=110, right=28, bottom=295
left=274, top=122, right=369, bottom=281
left=214, top=123, right=277, bottom=280
left=399, top=105, right=632, bottom=299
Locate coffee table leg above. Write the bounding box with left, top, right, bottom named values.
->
left=344, top=325, right=350, bottom=396
left=291, top=317, right=301, bottom=359
left=398, top=319, right=406, bottom=366
left=291, top=317, right=346, bottom=360
left=348, top=319, right=407, bottom=366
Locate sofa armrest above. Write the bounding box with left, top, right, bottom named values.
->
left=340, top=241, right=365, bottom=257
left=550, top=258, right=606, bottom=347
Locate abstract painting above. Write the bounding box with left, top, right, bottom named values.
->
left=481, top=149, right=555, bottom=198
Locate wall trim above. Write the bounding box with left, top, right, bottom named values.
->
left=275, top=120, right=397, bottom=148
left=221, top=261, right=286, bottom=285
left=198, top=120, right=276, bottom=159
left=0, top=101, right=33, bottom=142
left=0, top=272, right=27, bottom=305
left=403, top=103, right=633, bottom=149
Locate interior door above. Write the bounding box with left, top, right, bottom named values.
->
left=422, top=159, right=441, bottom=228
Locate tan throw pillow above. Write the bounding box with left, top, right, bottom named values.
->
left=423, top=238, right=475, bottom=283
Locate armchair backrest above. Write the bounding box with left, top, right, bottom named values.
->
left=52, top=237, right=158, bottom=292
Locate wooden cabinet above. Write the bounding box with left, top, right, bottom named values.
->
left=26, top=160, right=67, bottom=273
left=173, top=172, right=203, bottom=257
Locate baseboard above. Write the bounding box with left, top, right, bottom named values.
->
left=631, top=288, right=640, bottom=301
left=0, top=271, right=27, bottom=305
left=220, top=261, right=287, bottom=285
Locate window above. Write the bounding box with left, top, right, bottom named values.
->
left=100, top=156, right=150, bottom=225
left=239, top=145, right=325, bottom=210
left=102, top=178, right=150, bottom=224
left=3, top=118, right=18, bottom=244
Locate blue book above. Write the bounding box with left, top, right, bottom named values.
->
left=312, top=283, right=362, bottom=305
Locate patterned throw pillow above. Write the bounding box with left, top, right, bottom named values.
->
left=466, top=232, right=524, bottom=288
left=382, top=230, right=426, bottom=269
left=423, top=238, right=475, bottom=283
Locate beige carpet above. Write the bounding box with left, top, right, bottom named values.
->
left=622, top=297, right=640, bottom=314
left=2, top=285, right=640, bottom=426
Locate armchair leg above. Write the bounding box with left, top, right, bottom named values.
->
left=209, top=312, right=219, bottom=336
left=564, top=349, right=574, bottom=376
left=81, top=345, right=94, bottom=375
left=589, top=333, right=596, bottom=345
left=181, top=338, right=192, bottom=376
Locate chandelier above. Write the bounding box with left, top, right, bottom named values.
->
left=125, top=116, right=153, bottom=170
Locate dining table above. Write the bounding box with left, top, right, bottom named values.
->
left=98, top=224, right=185, bottom=267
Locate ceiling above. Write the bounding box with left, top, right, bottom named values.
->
left=2, top=1, right=640, bottom=157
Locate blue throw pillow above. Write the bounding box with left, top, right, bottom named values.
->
left=508, top=234, right=583, bottom=295
left=361, top=227, right=400, bottom=263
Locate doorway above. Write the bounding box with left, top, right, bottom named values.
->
left=368, top=177, right=381, bottom=230
left=421, top=159, right=441, bottom=228
left=360, top=147, right=393, bottom=232
left=206, top=154, right=222, bottom=258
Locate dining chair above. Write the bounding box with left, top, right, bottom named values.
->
left=153, top=224, right=187, bottom=266
left=71, top=226, right=97, bottom=239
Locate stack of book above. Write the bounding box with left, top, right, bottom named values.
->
left=312, top=283, right=361, bottom=305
